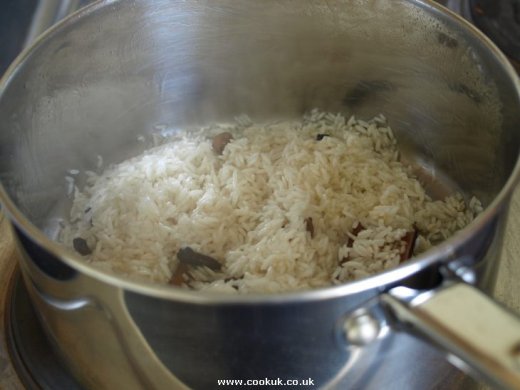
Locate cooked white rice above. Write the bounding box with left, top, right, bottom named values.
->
left=60, top=110, right=482, bottom=293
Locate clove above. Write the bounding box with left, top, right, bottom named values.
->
left=316, top=134, right=330, bottom=141
left=73, top=237, right=92, bottom=256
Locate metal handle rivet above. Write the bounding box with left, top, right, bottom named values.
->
left=343, top=310, right=381, bottom=346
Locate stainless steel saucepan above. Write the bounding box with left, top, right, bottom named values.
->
left=1, top=1, right=520, bottom=389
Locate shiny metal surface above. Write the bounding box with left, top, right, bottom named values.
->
left=23, top=0, right=92, bottom=48
left=384, top=283, right=520, bottom=389
left=343, top=309, right=382, bottom=346
left=0, top=0, right=519, bottom=389
left=5, top=270, right=82, bottom=390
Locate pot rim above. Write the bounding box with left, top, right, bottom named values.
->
left=1, top=0, right=519, bottom=304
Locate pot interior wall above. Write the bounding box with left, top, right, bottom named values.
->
left=0, top=0, right=519, bottom=233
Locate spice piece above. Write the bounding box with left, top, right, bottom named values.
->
left=224, top=276, right=243, bottom=290
left=73, top=237, right=92, bottom=256
left=177, top=247, right=222, bottom=271
left=347, top=222, right=365, bottom=247
left=212, top=132, right=233, bottom=155
left=169, top=263, right=190, bottom=286
left=340, top=223, right=366, bottom=265
left=224, top=276, right=243, bottom=283
left=316, top=134, right=330, bottom=141
left=400, top=228, right=418, bottom=263
left=305, top=217, right=315, bottom=238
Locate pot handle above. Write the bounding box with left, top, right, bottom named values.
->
left=381, top=282, right=520, bottom=390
